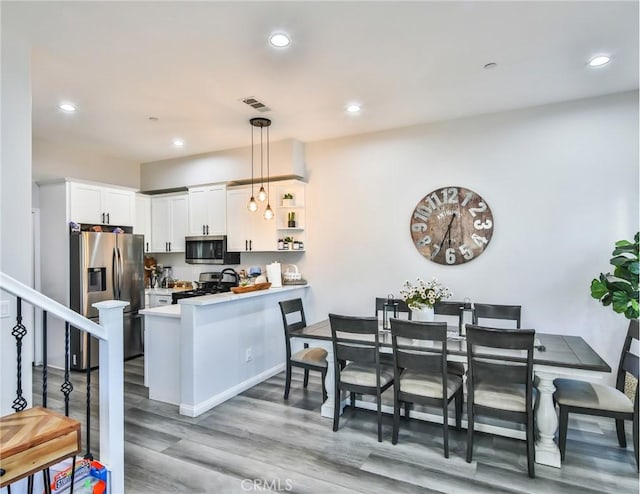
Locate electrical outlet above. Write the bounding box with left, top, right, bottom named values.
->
left=245, top=347, right=253, bottom=362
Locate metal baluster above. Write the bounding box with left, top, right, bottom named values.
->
left=42, top=310, right=48, bottom=408
left=12, top=297, right=28, bottom=412
left=84, top=338, right=93, bottom=460
left=61, top=322, right=74, bottom=416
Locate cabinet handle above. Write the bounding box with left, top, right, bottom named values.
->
left=249, top=239, right=252, bottom=251
left=206, top=225, right=209, bottom=235
left=146, top=242, right=149, bottom=252
left=169, top=241, right=171, bottom=251
left=106, top=212, right=110, bottom=224
left=245, top=240, right=248, bottom=251
left=101, top=213, right=105, bottom=223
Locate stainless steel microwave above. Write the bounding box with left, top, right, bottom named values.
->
left=184, top=235, right=240, bottom=265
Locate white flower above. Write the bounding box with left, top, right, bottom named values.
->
left=400, top=276, right=452, bottom=309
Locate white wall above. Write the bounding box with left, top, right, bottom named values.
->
left=33, top=137, right=140, bottom=189
left=304, top=91, right=638, bottom=378
left=1, top=6, right=34, bottom=415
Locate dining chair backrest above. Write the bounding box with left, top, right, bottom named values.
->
left=375, top=297, right=412, bottom=321
left=472, top=303, right=521, bottom=329
left=434, top=300, right=464, bottom=333
left=279, top=298, right=307, bottom=357
left=390, top=319, right=448, bottom=377
left=616, top=319, right=640, bottom=394
left=465, top=324, right=535, bottom=406
left=329, top=313, right=380, bottom=365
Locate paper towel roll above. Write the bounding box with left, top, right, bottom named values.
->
left=266, top=262, right=282, bottom=288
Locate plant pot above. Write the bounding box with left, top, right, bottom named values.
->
left=412, top=306, right=435, bottom=322
left=287, top=220, right=296, bottom=228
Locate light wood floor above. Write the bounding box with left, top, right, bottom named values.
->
left=32, top=357, right=639, bottom=493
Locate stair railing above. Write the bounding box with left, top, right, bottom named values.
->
left=0, top=272, right=125, bottom=494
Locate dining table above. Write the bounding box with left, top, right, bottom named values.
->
left=290, top=319, right=611, bottom=468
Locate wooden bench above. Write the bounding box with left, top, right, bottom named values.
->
left=0, top=407, right=81, bottom=489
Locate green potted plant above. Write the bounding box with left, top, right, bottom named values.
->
left=590, top=232, right=639, bottom=319
left=284, top=236, right=294, bottom=250
left=282, top=193, right=294, bottom=207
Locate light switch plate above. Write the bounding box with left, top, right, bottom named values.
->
left=0, top=300, right=10, bottom=318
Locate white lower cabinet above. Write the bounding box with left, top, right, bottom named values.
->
left=150, top=193, right=188, bottom=253
left=148, top=293, right=173, bottom=308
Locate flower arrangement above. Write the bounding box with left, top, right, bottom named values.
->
left=400, top=277, right=452, bottom=310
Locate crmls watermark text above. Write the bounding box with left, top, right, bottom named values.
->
left=240, top=478, right=293, bottom=492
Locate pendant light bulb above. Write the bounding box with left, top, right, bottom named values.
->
left=257, top=186, right=267, bottom=202
left=248, top=196, right=258, bottom=212
left=264, top=204, right=274, bottom=220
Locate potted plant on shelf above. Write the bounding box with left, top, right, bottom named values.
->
left=284, top=236, right=294, bottom=250
left=282, top=193, right=294, bottom=207
left=287, top=211, right=296, bottom=228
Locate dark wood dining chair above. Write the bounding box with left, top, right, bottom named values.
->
left=390, top=319, right=463, bottom=457
left=329, top=313, right=394, bottom=442
left=554, top=318, right=639, bottom=471
left=466, top=324, right=536, bottom=477
left=375, top=297, right=412, bottom=321
left=279, top=299, right=328, bottom=402
left=472, top=303, right=521, bottom=329
left=433, top=300, right=466, bottom=377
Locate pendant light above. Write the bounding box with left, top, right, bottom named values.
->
left=263, top=124, right=274, bottom=220
left=257, top=121, right=267, bottom=202
left=247, top=120, right=258, bottom=212
left=248, top=117, right=272, bottom=217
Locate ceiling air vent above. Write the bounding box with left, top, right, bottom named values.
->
left=241, top=97, right=271, bottom=113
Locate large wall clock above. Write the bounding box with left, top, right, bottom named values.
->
left=410, top=186, right=494, bottom=265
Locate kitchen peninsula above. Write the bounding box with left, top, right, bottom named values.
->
left=140, top=285, right=309, bottom=417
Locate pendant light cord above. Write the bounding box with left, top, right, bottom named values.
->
left=251, top=125, right=254, bottom=195
left=260, top=126, right=264, bottom=187
left=266, top=126, right=270, bottom=201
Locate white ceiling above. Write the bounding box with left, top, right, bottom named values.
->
left=9, top=1, right=639, bottom=164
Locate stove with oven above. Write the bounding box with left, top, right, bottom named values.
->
left=171, top=269, right=239, bottom=304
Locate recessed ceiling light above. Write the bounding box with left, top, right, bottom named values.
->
left=346, top=103, right=361, bottom=114
left=58, top=102, right=76, bottom=113
left=588, top=55, right=611, bottom=67
left=269, top=33, right=290, bottom=48
left=173, top=139, right=184, bottom=147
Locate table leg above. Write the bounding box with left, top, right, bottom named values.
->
left=534, top=370, right=561, bottom=467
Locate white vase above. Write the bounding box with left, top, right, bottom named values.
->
left=412, top=306, right=435, bottom=322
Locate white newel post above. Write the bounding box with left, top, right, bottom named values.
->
left=94, top=301, right=128, bottom=494
left=533, top=370, right=561, bottom=468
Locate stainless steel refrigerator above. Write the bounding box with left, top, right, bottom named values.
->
left=70, top=231, right=145, bottom=370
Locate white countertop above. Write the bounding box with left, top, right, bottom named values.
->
left=140, top=284, right=309, bottom=317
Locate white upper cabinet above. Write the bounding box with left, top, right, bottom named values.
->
left=68, top=181, right=135, bottom=226
left=226, top=186, right=277, bottom=252
left=188, top=185, right=226, bottom=236
left=135, top=194, right=152, bottom=252
left=150, top=193, right=188, bottom=253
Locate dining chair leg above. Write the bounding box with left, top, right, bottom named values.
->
left=303, top=369, right=310, bottom=388
left=455, top=390, right=462, bottom=430
left=527, top=415, right=535, bottom=478
left=616, top=419, right=627, bottom=448
left=633, top=412, right=639, bottom=471
left=321, top=370, right=328, bottom=402
left=392, top=397, right=400, bottom=445
left=377, top=390, right=383, bottom=443
left=284, top=361, right=292, bottom=400
left=333, top=381, right=341, bottom=432
left=443, top=402, right=449, bottom=458
left=558, top=406, right=569, bottom=460
left=466, top=406, right=474, bottom=463
left=350, top=392, right=356, bottom=408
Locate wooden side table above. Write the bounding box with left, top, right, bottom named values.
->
left=0, top=407, right=81, bottom=491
